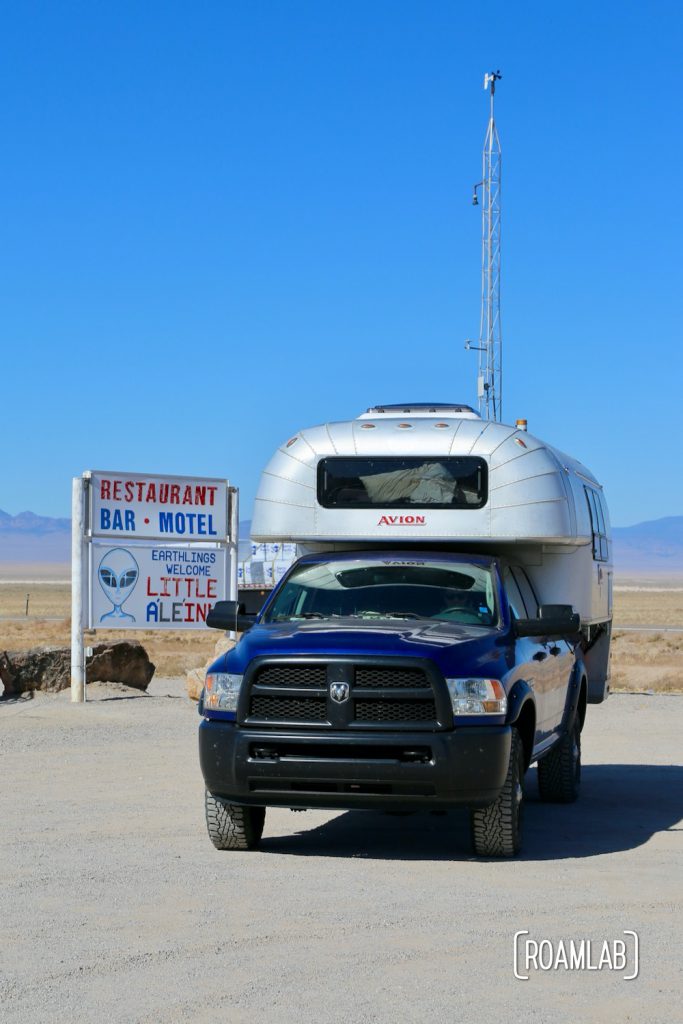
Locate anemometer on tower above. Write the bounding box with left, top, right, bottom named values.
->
left=465, top=70, right=503, bottom=422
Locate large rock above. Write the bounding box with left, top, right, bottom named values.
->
left=87, top=642, right=155, bottom=690
left=186, top=636, right=236, bottom=701
left=0, top=642, right=155, bottom=696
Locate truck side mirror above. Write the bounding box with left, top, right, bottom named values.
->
left=514, top=604, right=581, bottom=639
left=206, top=600, right=256, bottom=633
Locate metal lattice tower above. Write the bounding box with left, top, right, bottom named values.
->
left=469, top=71, right=503, bottom=421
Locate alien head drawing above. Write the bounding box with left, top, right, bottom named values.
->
left=98, top=548, right=139, bottom=622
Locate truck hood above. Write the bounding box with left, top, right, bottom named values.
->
left=219, top=618, right=509, bottom=678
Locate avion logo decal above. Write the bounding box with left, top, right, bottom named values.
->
left=377, top=515, right=426, bottom=526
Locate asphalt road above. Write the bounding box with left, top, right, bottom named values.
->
left=1, top=681, right=681, bottom=1024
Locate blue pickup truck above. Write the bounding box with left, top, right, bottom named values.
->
left=198, top=549, right=586, bottom=857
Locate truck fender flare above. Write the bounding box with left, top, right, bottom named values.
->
left=560, top=658, right=587, bottom=735
left=505, top=679, right=535, bottom=726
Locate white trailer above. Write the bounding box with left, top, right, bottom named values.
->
left=251, top=403, right=612, bottom=701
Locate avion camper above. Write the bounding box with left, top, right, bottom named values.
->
left=199, top=404, right=612, bottom=857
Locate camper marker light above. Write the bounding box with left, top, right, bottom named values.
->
left=446, top=678, right=507, bottom=715
left=204, top=673, right=243, bottom=711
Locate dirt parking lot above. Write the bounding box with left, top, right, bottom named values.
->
left=1, top=681, right=681, bottom=1024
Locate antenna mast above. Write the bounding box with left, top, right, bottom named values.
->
left=469, top=71, right=502, bottom=421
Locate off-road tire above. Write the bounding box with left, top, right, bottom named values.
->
left=537, top=718, right=581, bottom=803
left=469, top=728, right=524, bottom=857
left=205, top=791, right=266, bottom=850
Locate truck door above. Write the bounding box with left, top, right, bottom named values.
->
left=513, top=567, right=573, bottom=740
left=502, top=567, right=555, bottom=747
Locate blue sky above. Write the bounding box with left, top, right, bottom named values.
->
left=1, top=0, right=681, bottom=527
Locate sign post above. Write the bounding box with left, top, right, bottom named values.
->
left=70, top=475, right=86, bottom=702
left=71, top=470, right=235, bottom=703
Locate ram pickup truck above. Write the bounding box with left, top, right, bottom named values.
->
left=198, top=550, right=586, bottom=857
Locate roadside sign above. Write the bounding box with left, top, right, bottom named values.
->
left=90, top=470, right=229, bottom=541
left=71, top=470, right=238, bottom=702
left=89, top=542, right=227, bottom=630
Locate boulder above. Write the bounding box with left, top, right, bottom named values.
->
left=186, top=666, right=206, bottom=703
left=0, top=646, right=69, bottom=695
left=0, top=642, right=155, bottom=696
left=186, top=636, right=236, bottom=701
left=86, top=642, right=155, bottom=690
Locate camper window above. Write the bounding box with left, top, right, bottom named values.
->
left=317, top=456, right=487, bottom=509
left=585, top=486, right=608, bottom=562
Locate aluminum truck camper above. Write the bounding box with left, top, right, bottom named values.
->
left=199, top=404, right=613, bottom=857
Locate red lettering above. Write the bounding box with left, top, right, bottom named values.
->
left=146, top=578, right=158, bottom=597
left=182, top=602, right=210, bottom=623
left=377, top=514, right=427, bottom=526
left=99, top=478, right=219, bottom=509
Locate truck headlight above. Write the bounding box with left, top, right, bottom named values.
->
left=445, top=678, right=507, bottom=715
left=204, top=673, right=243, bottom=712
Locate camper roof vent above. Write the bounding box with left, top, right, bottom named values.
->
left=359, top=403, right=480, bottom=420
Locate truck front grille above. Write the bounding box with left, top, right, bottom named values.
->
left=249, top=695, right=328, bottom=722
left=354, top=699, right=437, bottom=723
left=354, top=666, right=430, bottom=689
left=254, top=665, right=327, bottom=688
left=243, top=660, right=443, bottom=730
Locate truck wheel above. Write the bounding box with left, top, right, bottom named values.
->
left=537, top=719, right=581, bottom=803
left=205, top=791, right=266, bottom=850
left=469, top=728, right=524, bottom=857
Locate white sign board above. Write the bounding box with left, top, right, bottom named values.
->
left=90, top=471, right=229, bottom=541
left=89, top=542, right=227, bottom=630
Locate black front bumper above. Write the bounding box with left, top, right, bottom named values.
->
left=199, top=719, right=511, bottom=810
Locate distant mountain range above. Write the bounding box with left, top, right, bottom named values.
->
left=0, top=509, right=71, bottom=562
left=1, top=509, right=682, bottom=573
left=611, top=516, right=683, bottom=572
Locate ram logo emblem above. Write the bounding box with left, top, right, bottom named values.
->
left=330, top=682, right=350, bottom=703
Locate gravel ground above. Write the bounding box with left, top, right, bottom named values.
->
left=1, top=681, right=681, bottom=1024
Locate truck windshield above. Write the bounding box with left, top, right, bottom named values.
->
left=263, top=557, right=498, bottom=627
